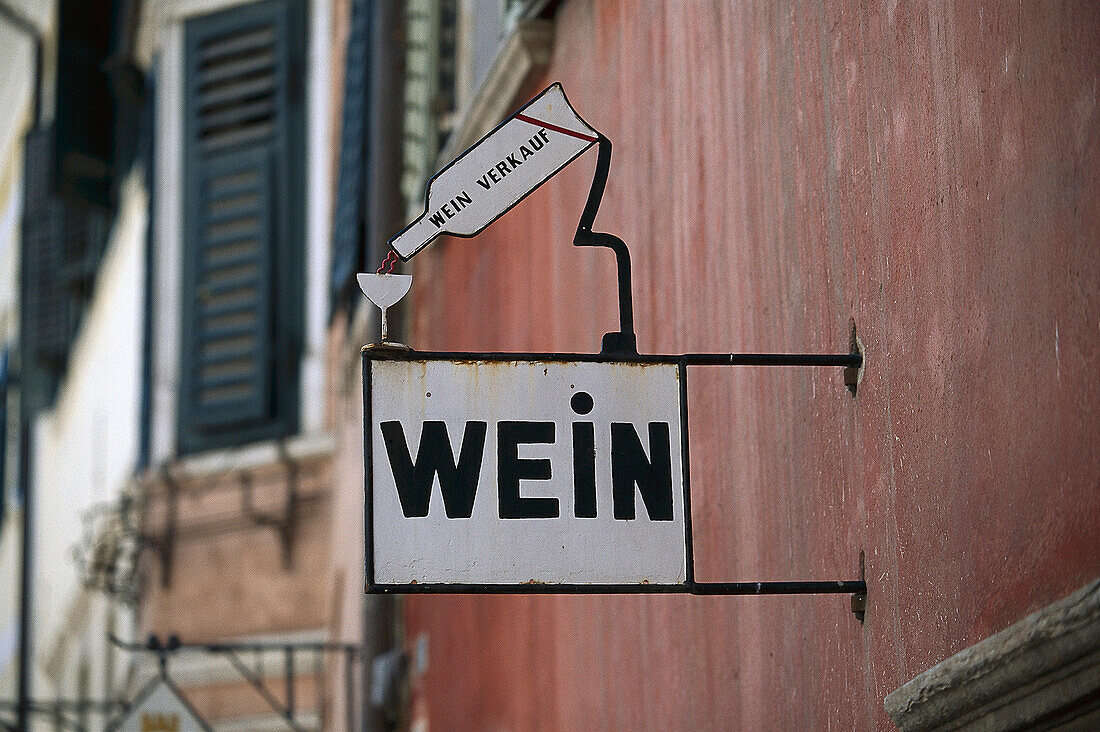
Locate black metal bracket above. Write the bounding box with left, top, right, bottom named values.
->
left=574, top=134, right=637, bottom=356
left=241, top=443, right=301, bottom=571
left=367, top=580, right=866, bottom=601
left=364, top=348, right=863, bottom=369
left=0, top=699, right=127, bottom=731
left=152, top=466, right=179, bottom=588
left=369, top=127, right=870, bottom=612
left=108, top=634, right=363, bottom=731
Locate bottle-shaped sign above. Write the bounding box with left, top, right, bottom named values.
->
left=389, top=83, right=600, bottom=260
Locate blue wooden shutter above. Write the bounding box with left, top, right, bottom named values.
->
left=20, top=129, right=73, bottom=382
left=179, top=0, right=302, bottom=453
left=185, top=149, right=275, bottom=427
left=330, top=0, right=370, bottom=302
left=0, top=349, right=8, bottom=528
left=20, top=126, right=109, bottom=415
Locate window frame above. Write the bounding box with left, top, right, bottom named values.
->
left=174, top=0, right=306, bottom=455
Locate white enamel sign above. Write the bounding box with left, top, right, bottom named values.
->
left=366, top=358, right=689, bottom=587
left=389, top=83, right=599, bottom=260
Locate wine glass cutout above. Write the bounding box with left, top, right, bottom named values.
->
left=357, top=273, right=413, bottom=347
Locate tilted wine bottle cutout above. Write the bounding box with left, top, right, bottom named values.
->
left=389, top=83, right=599, bottom=260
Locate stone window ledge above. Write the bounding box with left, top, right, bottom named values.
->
left=885, top=579, right=1100, bottom=730
left=153, top=431, right=335, bottom=484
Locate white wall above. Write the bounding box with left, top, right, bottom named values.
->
left=303, top=0, right=332, bottom=436
left=0, top=515, right=22, bottom=695
left=30, top=172, right=146, bottom=699
left=0, top=5, right=39, bottom=174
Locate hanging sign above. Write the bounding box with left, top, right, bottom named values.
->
left=388, top=83, right=599, bottom=260
left=360, top=82, right=867, bottom=606
left=365, top=354, right=689, bottom=589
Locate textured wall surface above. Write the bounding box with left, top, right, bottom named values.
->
left=403, top=1, right=1099, bottom=728
left=140, top=457, right=333, bottom=641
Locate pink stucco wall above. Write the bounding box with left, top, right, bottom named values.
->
left=396, top=1, right=1099, bottom=728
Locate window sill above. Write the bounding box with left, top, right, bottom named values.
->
left=885, top=579, right=1100, bottom=730
left=155, top=430, right=335, bottom=484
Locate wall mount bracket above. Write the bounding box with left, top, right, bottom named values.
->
left=574, top=134, right=637, bottom=356
left=569, top=137, right=866, bottom=614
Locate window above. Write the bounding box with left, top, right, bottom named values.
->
left=177, top=0, right=305, bottom=454
left=330, top=0, right=370, bottom=302
left=401, top=0, right=459, bottom=213
left=18, top=1, right=143, bottom=425
left=20, top=126, right=111, bottom=416
left=399, top=0, right=551, bottom=214
left=54, top=0, right=116, bottom=210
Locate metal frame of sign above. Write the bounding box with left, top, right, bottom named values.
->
left=363, top=348, right=865, bottom=598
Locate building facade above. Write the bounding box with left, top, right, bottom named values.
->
left=1, top=0, right=342, bottom=728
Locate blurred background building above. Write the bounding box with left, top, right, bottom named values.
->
left=0, top=0, right=1095, bottom=730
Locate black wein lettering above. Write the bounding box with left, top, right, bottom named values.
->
left=380, top=392, right=674, bottom=521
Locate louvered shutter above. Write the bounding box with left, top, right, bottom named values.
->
left=21, top=123, right=114, bottom=419
left=21, top=129, right=72, bottom=379
left=184, top=149, right=274, bottom=426
left=330, top=0, right=369, bottom=302
left=179, top=0, right=303, bottom=453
